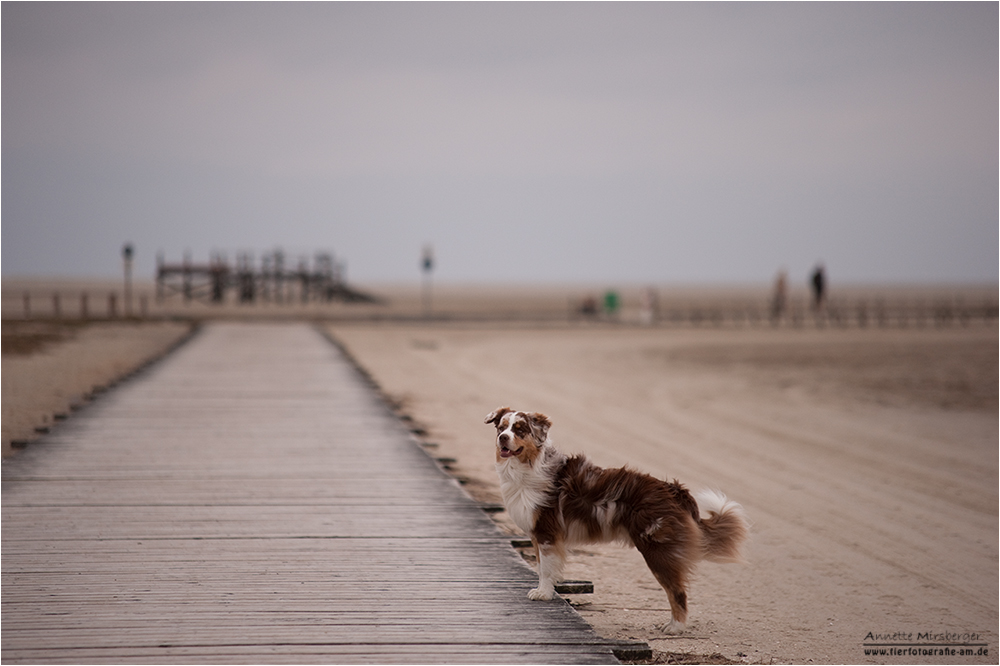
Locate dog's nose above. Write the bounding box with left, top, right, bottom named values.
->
left=499, top=433, right=511, bottom=445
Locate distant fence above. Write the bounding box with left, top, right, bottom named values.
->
left=641, top=296, right=999, bottom=329
left=11, top=291, right=150, bottom=321
left=4, top=288, right=997, bottom=327
left=5, top=288, right=377, bottom=321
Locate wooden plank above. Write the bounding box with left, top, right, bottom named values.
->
left=2, top=322, right=618, bottom=664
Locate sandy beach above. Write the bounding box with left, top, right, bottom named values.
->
left=3, top=281, right=996, bottom=663
left=327, top=321, right=997, bottom=664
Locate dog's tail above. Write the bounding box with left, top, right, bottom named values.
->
left=694, top=489, right=749, bottom=563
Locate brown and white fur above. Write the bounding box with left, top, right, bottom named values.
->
left=486, top=407, right=748, bottom=634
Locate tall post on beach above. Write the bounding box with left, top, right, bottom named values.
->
left=183, top=251, right=192, bottom=303
left=421, top=245, right=434, bottom=318
left=122, top=243, right=134, bottom=317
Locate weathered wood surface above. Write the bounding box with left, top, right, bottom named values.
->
left=2, top=322, right=618, bottom=664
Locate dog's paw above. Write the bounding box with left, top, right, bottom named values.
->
left=527, top=587, right=555, bottom=601
left=661, top=619, right=686, bottom=634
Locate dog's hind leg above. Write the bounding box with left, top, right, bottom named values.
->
left=528, top=538, right=565, bottom=600
left=638, top=543, right=691, bottom=634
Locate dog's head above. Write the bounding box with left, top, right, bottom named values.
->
left=484, top=407, right=552, bottom=465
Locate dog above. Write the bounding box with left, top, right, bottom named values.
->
left=485, top=407, right=748, bottom=633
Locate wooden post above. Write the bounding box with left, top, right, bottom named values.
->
left=23, top=292, right=30, bottom=319
left=81, top=292, right=89, bottom=320
left=298, top=258, right=309, bottom=304
left=156, top=251, right=165, bottom=303
left=183, top=252, right=192, bottom=303
left=52, top=293, right=61, bottom=319
left=108, top=293, right=118, bottom=318
left=122, top=243, right=134, bottom=317
left=140, top=294, right=148, bottom=319
left=422, top=246, right=434, bottom=318
left=274, top=249, right=284, bottom=304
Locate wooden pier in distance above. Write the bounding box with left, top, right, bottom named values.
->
left=155, top=250, right=378, bottom=305
left=2, top=323, right=621, bottom=664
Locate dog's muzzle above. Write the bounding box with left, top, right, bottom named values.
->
left=498, top=434, right=523, bottom=458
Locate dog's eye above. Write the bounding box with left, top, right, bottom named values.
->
left=513, top=423, right=529, bottom=437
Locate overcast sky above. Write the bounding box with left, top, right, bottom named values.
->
left=3, top=2, right=997, bottom=286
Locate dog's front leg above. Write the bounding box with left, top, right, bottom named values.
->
left=528, top=539, right=565, bottom=600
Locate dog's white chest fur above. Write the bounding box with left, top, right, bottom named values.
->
left=495, top=454, right=556, bottom=535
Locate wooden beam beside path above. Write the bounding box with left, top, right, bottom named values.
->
left=2, top=322, right=619, bottom=664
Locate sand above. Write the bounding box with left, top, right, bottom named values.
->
left=326, top=322, right=997, bottom=664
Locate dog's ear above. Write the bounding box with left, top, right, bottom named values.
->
left=484, top=407, right=512, bottom=426
left=528, top=412, right=552, bottom=441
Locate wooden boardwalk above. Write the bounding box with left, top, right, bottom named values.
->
left=2, top=322, right=619, bottom=664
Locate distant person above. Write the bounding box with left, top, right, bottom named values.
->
left=811, top=264, right=826, bottom=311
left=771, top=270, right=787, bottom=322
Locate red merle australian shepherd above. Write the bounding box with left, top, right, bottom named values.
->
left=486, top=407, right=749, bottom=633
